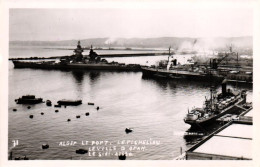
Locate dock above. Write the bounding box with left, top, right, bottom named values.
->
left=184, top=107, right=253, bottom=160
left=175, top=105, right=253, bottom=160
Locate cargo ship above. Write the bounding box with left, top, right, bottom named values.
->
left=183, top=80, right=247, bottom=128
left=12, top=41, right=141, bottom=71
left=141, top=47, right=252, bottom=84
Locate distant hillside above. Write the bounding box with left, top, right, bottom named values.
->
left=10, top=36, right=252, bottom=52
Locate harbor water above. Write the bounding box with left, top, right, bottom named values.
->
left=8, top=45, right=252, bottom=160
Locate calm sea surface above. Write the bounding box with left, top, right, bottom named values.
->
left=8, top=46, right=252, bottom=160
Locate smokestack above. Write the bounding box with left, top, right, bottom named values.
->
left=222, top=79, right=227, bottom=96
left=172, top=59, right=177, bottom=66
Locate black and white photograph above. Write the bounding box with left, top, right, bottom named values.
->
left=0, top=0, right=259, bottom=166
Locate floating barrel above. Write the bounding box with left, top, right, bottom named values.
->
left=46, top=100, right=52, bottom=106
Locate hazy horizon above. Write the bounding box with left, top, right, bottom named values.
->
left=9, top=36, right=253, bottom=42
left=10, top=7, right=253, bottom=41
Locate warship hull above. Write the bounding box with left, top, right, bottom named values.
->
left=141, top=67, right=224, bottom=83
left=12, top=61, right=141, bottom=72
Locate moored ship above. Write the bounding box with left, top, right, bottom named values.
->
left=184, top=80, right=247, bottom=128
left=12, top=41, right=141, bottom=71
left=141, top=47, right=252, bottom=84
left=15, top=95, right=43, bottom=104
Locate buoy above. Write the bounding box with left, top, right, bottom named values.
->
left=41, top=112, right=44, bottom=115
left=76, top=149, right=88, bottom=154
left=13, top=109, right=17, bottom=111
left=67, top=119, right=71, bottom=122
left=96, top=106, right=99, bottom=110
left=118, top=154, right=126, bottom=160
left=29, top=115, right=33, bottom=119
left=125, top=128, right=133, bottom=134
left=27, top=106, right=31, bottom=109
left=46, top=100, right=52, bottom=106
left=23, top=156, right=29, bottom=160
left=85, top=112, right=89, bottom=116
left=55, top=110, right=59, bottom=113
left=42, top=144, right=49, bottom=149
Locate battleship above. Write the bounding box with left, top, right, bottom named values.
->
left=12, top=41, right=141, bottom=71
left=183, top=80, right=247, bottom=128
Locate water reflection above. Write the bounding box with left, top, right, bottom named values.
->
left=89, top=71, right=101, bottom=84
left=142, top=77, right=213, bottom=92
left=71, top=70, right=84, bottom=84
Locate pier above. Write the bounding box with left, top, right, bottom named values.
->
left=182, top=107, right=253, bottom=160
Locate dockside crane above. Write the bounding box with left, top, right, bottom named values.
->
left=210, top=44, right=235, bottom=69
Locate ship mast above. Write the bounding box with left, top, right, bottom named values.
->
left=168, top=46, right=171, bottom=62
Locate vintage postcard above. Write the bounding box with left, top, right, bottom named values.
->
left=0, top=0, right=259, bottom=166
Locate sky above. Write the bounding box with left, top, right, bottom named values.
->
left=9, top=4, right=253, bottom=41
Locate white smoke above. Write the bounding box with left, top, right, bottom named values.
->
left=104, top=38, right=117, bottom=45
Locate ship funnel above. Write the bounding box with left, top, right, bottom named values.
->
left=222, top=79, right=227, bottom=96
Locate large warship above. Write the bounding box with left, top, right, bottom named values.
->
left=12, top=41, right=141, bottom=71
left=184, top=80, right=247, bottom=128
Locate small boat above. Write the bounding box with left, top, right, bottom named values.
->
left=96, top=106, right=99, bottom=110
left=88, top=102, right=94, bottom=105
left=76, top=115, right=80, bottom=118
left=15, top=95, right=43, bottom=104
left=42, top=144, right=49, bottom=149
left=27, top=106, right=31, bottom=109
left=85, top=112, right=90, bottom=116
left=54, top=104, right=61, bottom=108
left=76, top=149, right=88, bottom=154
left=118, top=154, right=126, bottom=160
left=13, top=109, right=17, bottom=111
left=46, top=100, right=52, bottom=106
left=55, top=110, right=59, bottom=113
left=29, top=115, right=33, bottom=119
left=41, top=112, right=44, bottom=115
left=57, top=99, right=82, bottom=106
left=125, top=128, right=133, bottom=133
left=67, top=119, right=71, bottom=122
